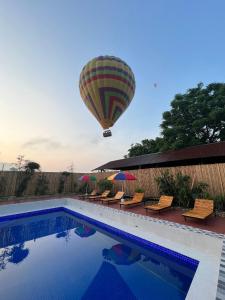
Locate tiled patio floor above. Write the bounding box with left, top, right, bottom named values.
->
left=82, top=199, right=225, bottom=235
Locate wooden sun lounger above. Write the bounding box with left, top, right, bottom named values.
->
left=101, top=191, right=125, bottom=205
left=119, top=193, right=144, bottom=208
left=88, top=190, right=110, bottom=201
left=78, top=189, right=97, bottom=199
left=182, top=199, right=214, bottom=222
left=145, top=195, right=174, bottom=214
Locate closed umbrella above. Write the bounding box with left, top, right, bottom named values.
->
left=79, top=175, right=97, bottom=194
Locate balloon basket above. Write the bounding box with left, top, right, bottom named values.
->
left=103, top=130, right=112, bottom=137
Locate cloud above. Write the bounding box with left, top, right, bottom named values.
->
left=22, top=138, right=65, bottom=150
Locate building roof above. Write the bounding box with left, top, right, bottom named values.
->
left=93, top=141, right=225, bottom=171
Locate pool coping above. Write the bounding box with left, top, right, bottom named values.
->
left=0, top=197, right=223, bottom=300
left=216, top=239, right=225, bottom=300
left=88, top=202, right=225, bottom=300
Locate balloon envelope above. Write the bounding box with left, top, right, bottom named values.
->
left=79, top=56, right=135, bottom=130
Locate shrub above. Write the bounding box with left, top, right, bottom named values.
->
left=78, top=182, right=91, bottom=194
left=35, top=174, right=49, bottom=195
left=155, top=170, right=208, bottom=208
left=97, top=179, right=113, bottom=193
left=0, top=176, right=6, bottom=196
left=212, top=195, right=225, bottom=211
left=135, top=187, right=144, bottom=193
left=155, top=170, right=176, bottom=196
left=16, top=174, right=31, bottom=197
left=72, top=181, right=78, bottom=193
left=24, top=162, right=40, bottom=174
left=15, top=160, right=40, bottom=197
left=58, top=172, right=70, bottom=194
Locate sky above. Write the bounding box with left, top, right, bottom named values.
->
left=1, top=0, right=225, bottom=172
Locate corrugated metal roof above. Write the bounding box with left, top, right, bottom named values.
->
left=93, top=141, right=225, bottom=171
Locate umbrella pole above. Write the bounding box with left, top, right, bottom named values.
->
left=86, top=183, right=88, bottom=195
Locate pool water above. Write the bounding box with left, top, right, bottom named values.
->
left=0, top=208, right=198, bottom=299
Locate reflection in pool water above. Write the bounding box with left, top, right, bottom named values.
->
left=75, top=225, right=96, bottom=238
left=103, top=243, right=141, bottom=265
left=0, top=243, right=29, bottom=270
left=0, top=209, right=198, bottom=299
left=82, top=261, right=137, bottom=300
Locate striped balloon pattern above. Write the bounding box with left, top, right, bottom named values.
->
left=79, top=56, right=135, bottom=130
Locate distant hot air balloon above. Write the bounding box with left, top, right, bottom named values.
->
left=79, top=56, right=135, bottom=137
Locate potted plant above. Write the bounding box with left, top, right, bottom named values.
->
left=135, top=187, right=144, bottom=194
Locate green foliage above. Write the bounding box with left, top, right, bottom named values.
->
left=191, top=182, right=209, bottom=199
left=160, top=83, right=225, bottom=150
left=72, top=181, right=78, bottom=193
left=16, top=174, right=31, bottom=197
left=0, top=176, right=6, bottom=195
left=211, top=195, right=225, bottom=211
left=135, top=187, right=144, bottom=193
left=125, top=138, right=163, bottom=158
left=16, top=160, right=40, bottom=197
left=58, top=171, right=70, bottom=194
left=62, top=171, right=70, bottom=177
left=24, top=162, right=40, bottom=174
left=155, top=170, right=176, bottom=196
left=155, top=170, right=208, bottom=208
left=126, top=83, right=225, bottom=157
left=35, top=174, right=49, bottom=195
left=97, top=179, right=113, bottom=193
left=78, top=182, right=91, bottom=194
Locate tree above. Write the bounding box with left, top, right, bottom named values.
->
left=16, top=160, right=40, bottom=197
left=58, top=171, right=70, bottom=194
left=35, top=174, right=49, bottom=195
left=126, top=83, right=225, bottom=157
left=160, top=82, right=225, bottom=150
left=24, top=162, right=40, bottom=174
left=125, top=138, right=163, bottom=158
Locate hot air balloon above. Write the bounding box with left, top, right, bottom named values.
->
left=79, top=56, right=135, bottom=137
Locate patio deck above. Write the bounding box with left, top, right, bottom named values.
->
left=80, top=198, right=225, bottom=235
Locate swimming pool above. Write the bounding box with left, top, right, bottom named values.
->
left=0, top=207, right=198, bottom=299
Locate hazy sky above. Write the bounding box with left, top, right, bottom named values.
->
left=1, top=0, right=225, bottom=172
